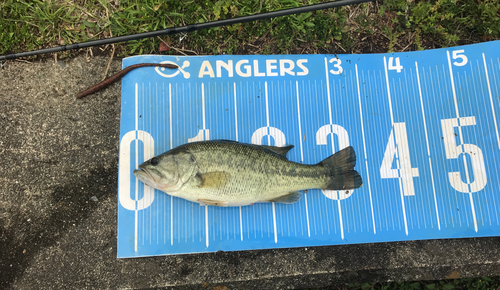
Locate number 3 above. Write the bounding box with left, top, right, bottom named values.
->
left=329, top=58, right=343, bottom=75
left=316, top=124, right=352, bottom=200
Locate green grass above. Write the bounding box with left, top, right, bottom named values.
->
left=1, top=0, right=499, bottom=59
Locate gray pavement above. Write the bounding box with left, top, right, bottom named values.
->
left=1, top=55, right=500, bottom=289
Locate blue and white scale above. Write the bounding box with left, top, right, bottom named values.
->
left=117, top=41, right=500, bottom=258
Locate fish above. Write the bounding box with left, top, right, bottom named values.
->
left=133, top=140, right=362, bottom=207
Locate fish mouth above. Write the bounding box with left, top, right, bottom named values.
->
left=133, top=168, right=160, bottom=187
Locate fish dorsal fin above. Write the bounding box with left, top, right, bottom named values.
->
left=257, top=144, right=294, bottom=158
left=268, top=191, right=302, bottom=204
left=197, top=171, right=230, bottom=189
left=212, top=139, right=237, bottom=143
left=209, top=140, right=293, bottom=159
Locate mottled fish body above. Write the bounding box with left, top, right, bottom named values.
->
left=133, top=140, right=362, bottom=206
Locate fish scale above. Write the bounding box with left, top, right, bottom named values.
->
left=184, top=141, right=326, bottom=197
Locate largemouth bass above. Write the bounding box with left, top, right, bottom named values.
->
left=133, top=140, right=362, bottom=207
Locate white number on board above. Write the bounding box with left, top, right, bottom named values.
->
left=329, top=58, right=343, bottom=75
left=188, top=129, right=210, bottom=142
left=316, top=124, right=353, bottom=200
left=380, top=122, right=419, bottom=196
left=452, top=50, right=468, bottom=66
left=388, top=57, right=403, bottom=73
left=119, top=130, right=155, bottom=210
left=251, top=126, right=286, bottom=147
left=441, top=117, right=487, bottom=193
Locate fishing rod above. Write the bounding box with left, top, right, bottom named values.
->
left=0, top=0, right=374, bottom=61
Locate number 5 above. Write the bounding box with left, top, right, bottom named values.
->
left=441, top=117, right=487, bottom=193
left=452, top=50, right=468, bottom=66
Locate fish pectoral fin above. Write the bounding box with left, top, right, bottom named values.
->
left=268, top=191, right=302, bottom=204
left=197, top=199, right=230, bottom=207
left=197, top=171, right=230, bottom=189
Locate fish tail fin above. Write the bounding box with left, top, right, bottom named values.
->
left=319, top=146, right=363, bottom=190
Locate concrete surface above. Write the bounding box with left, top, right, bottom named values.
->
left=1, top=56, right=500, bottom=289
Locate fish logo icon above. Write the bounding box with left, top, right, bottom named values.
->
left=155, top=60, right=190, bottom=78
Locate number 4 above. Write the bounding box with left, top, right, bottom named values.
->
left=388, top=57, right=403, bottom=73
left=380, top=122, right=419, bottom=196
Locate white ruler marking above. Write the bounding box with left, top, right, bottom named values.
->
left=487, top=58, right=500, bottom=225
left=205, top=205, right=209, bottom=247
left=433, top=65, right=453, bottom=227
left=200, top=83, right=210, bottom=247
left=169, top=83, right=174, bottom=245
left=482, top=53, right=500, bottom=150
left=264, top=81, right=278, bottom=243
left=156, top=82, right=159, bottom=244
left=347, top=71, right=357, bottom=233
left=378, top=70, right=392, bottom=231
left=446, top=51, right=477, bottom=232
left=402, top=73, right=417, bottom=229
left=383, top=57, right=408, bottom=235
left=134, top=83, right=139, bottom=252
left=141, top=83, right=145, bottom=245
left=162, top=83, right=167, bottom=244
left=472, top=62, right=491, bottom=226
left=324, top=57, right=344, bottom=239
left=296, top=81, right=304, bottom=162
left=295, top=80, right=310, bottom=237
left=314, top=80, right=322, bottom=235
left=149, top=82, right=152, bottom=244
left=233, top=82, right=244, bottom=241
left=415, top=62, right=441, bottom=230
left=234, top=82, right=239, bottom=142
left=456, top=73, right=468, bottom=228
left=355, top=65, right=376, bottom=234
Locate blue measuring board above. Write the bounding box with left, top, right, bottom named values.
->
left=117, top=41, right=500, bottom=258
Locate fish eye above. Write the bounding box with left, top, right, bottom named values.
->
left=150, top=157, right=159, bottom=166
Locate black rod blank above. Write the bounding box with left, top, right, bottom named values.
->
left=0, top=0, right=374, bottom=61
